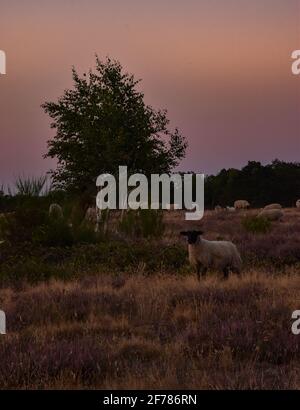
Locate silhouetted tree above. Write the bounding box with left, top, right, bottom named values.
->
left=43, top=57, right=187, bottom=193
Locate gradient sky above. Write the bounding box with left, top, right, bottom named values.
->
left=0, top=0, right=299, bottom=186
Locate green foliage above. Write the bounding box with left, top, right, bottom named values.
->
left=138, top=209, right=165, bottom=238
left=73, top=225, right=101, bottom=244
left=65, top=200, right=85, bottom=228
left=0, top=258, right=72, bottom=284
left=119, top=209, right=165, bottom=238
left=242, top=215, right=272, bottom=234
left=3, top=203, right=48, bottom=243
left=0, top=194, right=104, bottom=247
left=118, top=210, right=137, bottom=237
left=42, top=57, right=187, bottom=193
left=33, top=219, right=74, bottom=247
left=0, top=214, right=9, bottom=240
left=34, top=203, right=103, bottom=247
left=0, top=240, right=187, bottom=285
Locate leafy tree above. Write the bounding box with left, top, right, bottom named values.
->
left=43, top=57, right=187, bottom=194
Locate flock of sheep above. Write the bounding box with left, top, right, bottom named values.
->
left=215, top=199, right=300, bottom=221
left=1, top=198, right=298, bottom=283
left=48, top=199, right=300, bottom=281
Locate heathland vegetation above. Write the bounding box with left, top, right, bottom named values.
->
left=0, top=200, right=300, bottom=388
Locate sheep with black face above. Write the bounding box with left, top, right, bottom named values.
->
left=180, top=230, right=242, bottom=280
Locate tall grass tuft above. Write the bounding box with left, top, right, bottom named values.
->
left=15, top=175, right=47, bottom=197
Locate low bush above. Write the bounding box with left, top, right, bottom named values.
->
left=32, top=219, right=74, bottom=247
left=241, top=215, right=272, bottom=234
left=3, top=203, right=48, bottom=242
left=119, top=209, right=165, bottom=238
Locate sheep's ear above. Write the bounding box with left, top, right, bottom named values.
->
left=180, top=231, right=188, bottom=236
left=196, top=230, right=204, bottom=236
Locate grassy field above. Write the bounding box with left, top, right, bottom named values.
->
left=0, top=207, right=300, bottom=389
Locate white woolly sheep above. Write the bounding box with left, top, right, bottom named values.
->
left=257, top=209, right=283, bottom=221
left=296, top=200, right=300, bottom=209
left=49, top=203, right=63, bottom=219
left=180, top=230, right=242, bottom=280
left=226, top=206, right=235, bottom=213
left=264, top=203, right=282, bottom=210
left=234, top=200, right=250, bottom=210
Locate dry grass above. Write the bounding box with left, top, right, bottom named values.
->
left=0, top=207, right=300, bottom=389
left=0, top=270, right=300, bottom=389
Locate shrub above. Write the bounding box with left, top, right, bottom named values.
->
left=159, top=245, right=187, bottom=270
left=3, top=203, right=48, bottom=242
left=73, top=225, right=100, bottom=244
left=0, top=214, right=9, bottom=240
left=0, top=257, right=72, bottom=284
left=67, top=200, right=86, bottom=228
left=118, top=210, right=136, bottom=237
left=33, top=219, right=74, bottom=247
left=241, top=216, right=272, bottom=234
left=138, top=209, right=165, bottom=238
left=119, top=209, right=165, bottom=238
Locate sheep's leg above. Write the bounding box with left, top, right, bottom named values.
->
left=223, top=266, right=229, bottom=280
left=196, top=265, right=207, bottom=281
left=196, top=265, right=201, bottom=281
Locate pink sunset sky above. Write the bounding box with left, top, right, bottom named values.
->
left=0, top=0, right=299, bottom=185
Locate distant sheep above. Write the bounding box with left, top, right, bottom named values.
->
left=264, top=203, right=282, bottom=210
left=234, top=200, right=250, bottom=210
left=180, top=230, right=242, bottom=280
left=296, top=200, right=300, bottom=209
left=226, top=206, right=235, bottom=213
left=214, top=205, right=223, bottom=212
left=49, top=203, right=63, bottom=220
left=257, top=209, right=283, bottom=221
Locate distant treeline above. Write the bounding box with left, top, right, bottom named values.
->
left=202, top=160, right=300, bottom=208
left=1, top=160, right=299, bottom=212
